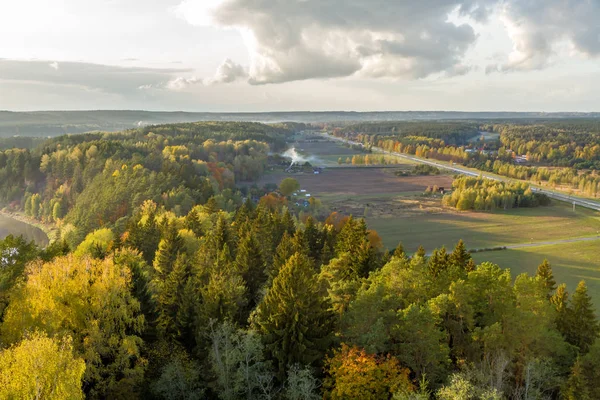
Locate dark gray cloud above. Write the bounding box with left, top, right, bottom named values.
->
left=176, top=0, right=495, bottom=84
left=0, top=59, right=190, bottom=95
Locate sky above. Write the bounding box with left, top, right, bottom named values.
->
left=1, top=0, right=599, bottom=112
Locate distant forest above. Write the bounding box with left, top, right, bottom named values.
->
left=2, top=110, right=600, bottom=137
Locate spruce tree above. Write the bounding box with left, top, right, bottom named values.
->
left=416, top=245, right=426, bottom=258
left=393, top=242, right=406, bottom=259
left=428, top=247, right=449, bottom=278
left=184, top=208, right=203, bottom=237
left=254, top=252, right=335, bottom=381
left=465, top=258, right=476, bottom=273
left=235, top=232, right=266, bottom=308
left=204, top=197, right=219, bottom=214
left=536, top=259, right=557, bottom=296
left=304, top=216, right=324, bottom=263
left=449, top=240, right=471, bottom=269
left=564, top=358, right=591, bottom=400
left=551, top=283, right=570, bottom=338
left=153, top=223, right=185, bottom=281
left=568, top=281, right=600, bottom=353
left=269, top=231, right=294, bottom=283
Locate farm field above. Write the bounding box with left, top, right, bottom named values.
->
left=473, top=240, right=600, bottom=306
left=368, top=204, right=600, bottom=251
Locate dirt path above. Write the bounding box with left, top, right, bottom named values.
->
left=504, top=235, right=600, bottom=250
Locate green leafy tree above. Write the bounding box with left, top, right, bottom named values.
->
left=279, top=178, right=300, bottom=197
left=254, top=253, right=335, bottom=380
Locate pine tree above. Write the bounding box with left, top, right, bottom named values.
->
left=449, top=240, right=471, bottom=269
left=153, top=223, right=185, bottom=281
left=204, top=197, right=219, bottom=214
left=428, top=247, right=449, bottom=278
left=536, top=259, right=556, bottom=296
left=235, top=232, right=266, bottom=309
left=184, top=208, right=203, bottom=237
left=568, top=281, right=600, bottom=353
left=416, top=245, right=426, bottom=258
left=552, top=283, right=570, bottom=338
left=269, top=232, right=294, bottom=283
left=304, top=216, right=323, bottom=263
left=156, top=254, right=191, bottom=342
left=393, top=242, right=406, bottom=258
left=254, top=252, right=335, bottom=381
left=563, top=358, right=591, bottom=400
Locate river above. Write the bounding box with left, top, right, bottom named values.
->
left=0, top=214, right=49, bottom=246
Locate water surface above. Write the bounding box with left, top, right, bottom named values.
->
left=0, top=214, right=49, bottom=246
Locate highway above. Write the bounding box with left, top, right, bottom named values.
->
left=324, top=133, right=600, bottom=212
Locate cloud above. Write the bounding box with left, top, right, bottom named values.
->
left=206, top=59, right=247, bottom=84
left=489, top=0, right=600, bottom=72
left=160, top=59, right=247, bottom=90
left=174, top=0, right=496, bottom=84
left=0, top=59, right=189, bottom=96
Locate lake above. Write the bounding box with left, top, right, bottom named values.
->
left=0, top=214, right=49, bottom=246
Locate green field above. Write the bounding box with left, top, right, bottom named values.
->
left=368, top=202, right=600, bottom=251
left=472, top=240, right=600, bottom=306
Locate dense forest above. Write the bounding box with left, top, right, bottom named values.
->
left=0, top=122, right=290, bottom=245
left=1, top=122, right=600, bottom=399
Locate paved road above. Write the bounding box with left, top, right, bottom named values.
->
left=325, top=134, right=600, bottom=212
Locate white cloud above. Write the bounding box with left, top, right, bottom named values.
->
left=49, top=61, right=59, bottom=70
left=175, top=0, right=496, bottom=84
left=488, top=0, right=600, bottom=72
left=206, top=59, right=247, bottom=84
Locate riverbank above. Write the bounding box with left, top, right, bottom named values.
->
left=0, top=208, right=58, bottom=245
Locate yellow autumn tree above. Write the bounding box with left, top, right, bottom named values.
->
left=0, top=332, right=85, bottom=400
left=1, top=255, right=146, bottom=399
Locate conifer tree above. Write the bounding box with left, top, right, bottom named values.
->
left=393, top=242, right=406, bottom=258
left=153, top=223, right=185, bottom=281
left=156, top=253, right=191, bottom=342
left=536, top=259, right=557, bottom=296
left=464, top=258, right=476, bottom=273
left=204, top=197, right=219, bottom=214
left=269, top=231, right=294, bottom=283
left=416, top=245, right=426, bottom=258
left=564, top=358, right=591, bottom=400
left=281, top=207, right=296, bottom=236
left=568, top=281, right=599, bottom=353
left=428, top=247, right=449, bottom=278
left=184, top=208, right=203, bottom=237
left=449, top=240, right=471, bottom=269
left=551, top=283, right=570, bottom=337
left=254, top=252, right=335, bottom=380
left=235, top=232, right=266, bottom=308
left=304, top=216, right=323, bottom=263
